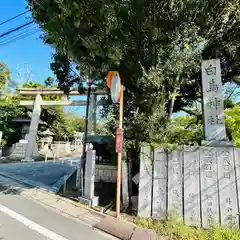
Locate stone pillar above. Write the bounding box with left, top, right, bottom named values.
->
left=201, top=59, right=230, bottom=146
left=79, top=149, right=99, bottom=206
left=88, top=94, right=97, bottom=135
left=84, top=150, right=96, bottom=199
left=121, top=160, right=129, bottom=209
left=23, top=94, right=42, bottom=161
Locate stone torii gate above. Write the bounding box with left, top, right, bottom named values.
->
left=17, top=87, right=106, bottom=161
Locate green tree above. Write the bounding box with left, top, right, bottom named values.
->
left=168, top=115, right=203, bottom=146
left=0, top=62, right=25, bottom=146
left=0, top=97, right=25, bottom=146
left=50, top=52, right=80, bottom=93
left=28, top=0, right=240, bottom=149
left=41, top=106, right=84, bottom=140
left=44, top=76, right=54, bottom=87
left=0, top=61, right=10, bottom=90
left=225, top=105, right=240, bottom=147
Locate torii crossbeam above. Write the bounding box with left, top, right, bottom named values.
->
left=17, top=87, right=107, bottom=161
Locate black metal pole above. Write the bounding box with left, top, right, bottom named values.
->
left=82, top=85, right=91, bottom=158
left=81, top=83, right=91, bottom=195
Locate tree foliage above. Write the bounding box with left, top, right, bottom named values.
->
left=0, top=61, right=10, bottom=90
left=225, top=104, right=240, bottom=147
left=0, top=97, right=25, bottom=146
left=41, top=106, right=84, bottom=140
left=28, top=0, right=240, bottom=147
left=50, top=53, right=80, bottom=93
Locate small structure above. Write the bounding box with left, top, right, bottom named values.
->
left=87, top=135, right=115, bottom=165
left=12, top=111, right=46, bottom=140
left=39, top=128, right=54, bottom=157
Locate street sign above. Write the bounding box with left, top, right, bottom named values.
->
left=116, top=128, right=124, bottom=153
left=106, top=70, right=124, bottom=218
left=106, top=71, right=122, bottom=103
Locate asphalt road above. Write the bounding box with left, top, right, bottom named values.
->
left=0, top=162, right=76, bottom=192
left=0, top=189, right=112, bottom=240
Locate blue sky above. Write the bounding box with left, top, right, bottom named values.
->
left=0, top=0, right=53, bottom=85
left=0, top=0, right=90, bottom=117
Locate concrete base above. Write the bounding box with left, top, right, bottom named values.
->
left=95, top=216, right=135, bottom=240
left=201, top=140, right=234, bottom=147
left=78, top=196, right=99, bottom=207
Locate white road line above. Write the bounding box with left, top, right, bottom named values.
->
left=0, top=203, right=69, bottom=240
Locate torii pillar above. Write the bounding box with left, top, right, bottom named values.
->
left=23, top=94, right=42, bottom=161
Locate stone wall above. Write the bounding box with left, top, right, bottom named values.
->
left=95, top=165, right=117, bottom=183
left=138, top=146, right=240, bottom=228
left=9, top=141, right=39, bottom=160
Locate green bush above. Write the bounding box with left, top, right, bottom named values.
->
left=134, top=217, right=240, bottom=240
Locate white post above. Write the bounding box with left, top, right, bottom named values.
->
left=84, top=150, right=96, bottom=199
left=23, top=94, right=42, bottom=161
left=45, top=152, right=48, bottom=162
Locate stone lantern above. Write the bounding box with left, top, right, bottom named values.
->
left=39, top=128, right=54, bottom=156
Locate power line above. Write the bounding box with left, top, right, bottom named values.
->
left=0, top=0, right=57, bottom=47
left=0, top=28, right=40, bottom=47
left=0, top=11, right=30, bottom=26
left=0, top=25, right=39, bottom=44
left=0, top=21, right=34, bottom=38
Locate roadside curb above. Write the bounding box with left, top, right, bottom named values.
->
left=0, top=174, right=157, bottom=240
left=0, top=175, right=104, bottom=226
left=95, top=216, right=157, bottom=240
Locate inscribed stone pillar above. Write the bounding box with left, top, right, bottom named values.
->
left=152, top=148, right=167, bottom=220
left=183, top=146, right=201, bottom=227
left=138, top=146, right=153, bottom=218
left=217, top=147, right=238, bottom=227
left=233, top=148, right=240, bottom=226
left=167, top=150, right=183, bottom=220
left=200, top=147, right=220, bottom=228
left=24, top=94, right=42, bottom=160
left=88, top=94, right=97, bottom=136
left=84, top=150, right=96, bottom=199
left=201, top=59, right=227, bottom=142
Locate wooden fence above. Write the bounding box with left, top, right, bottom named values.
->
left=138, top=146, right=240, bottom=228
